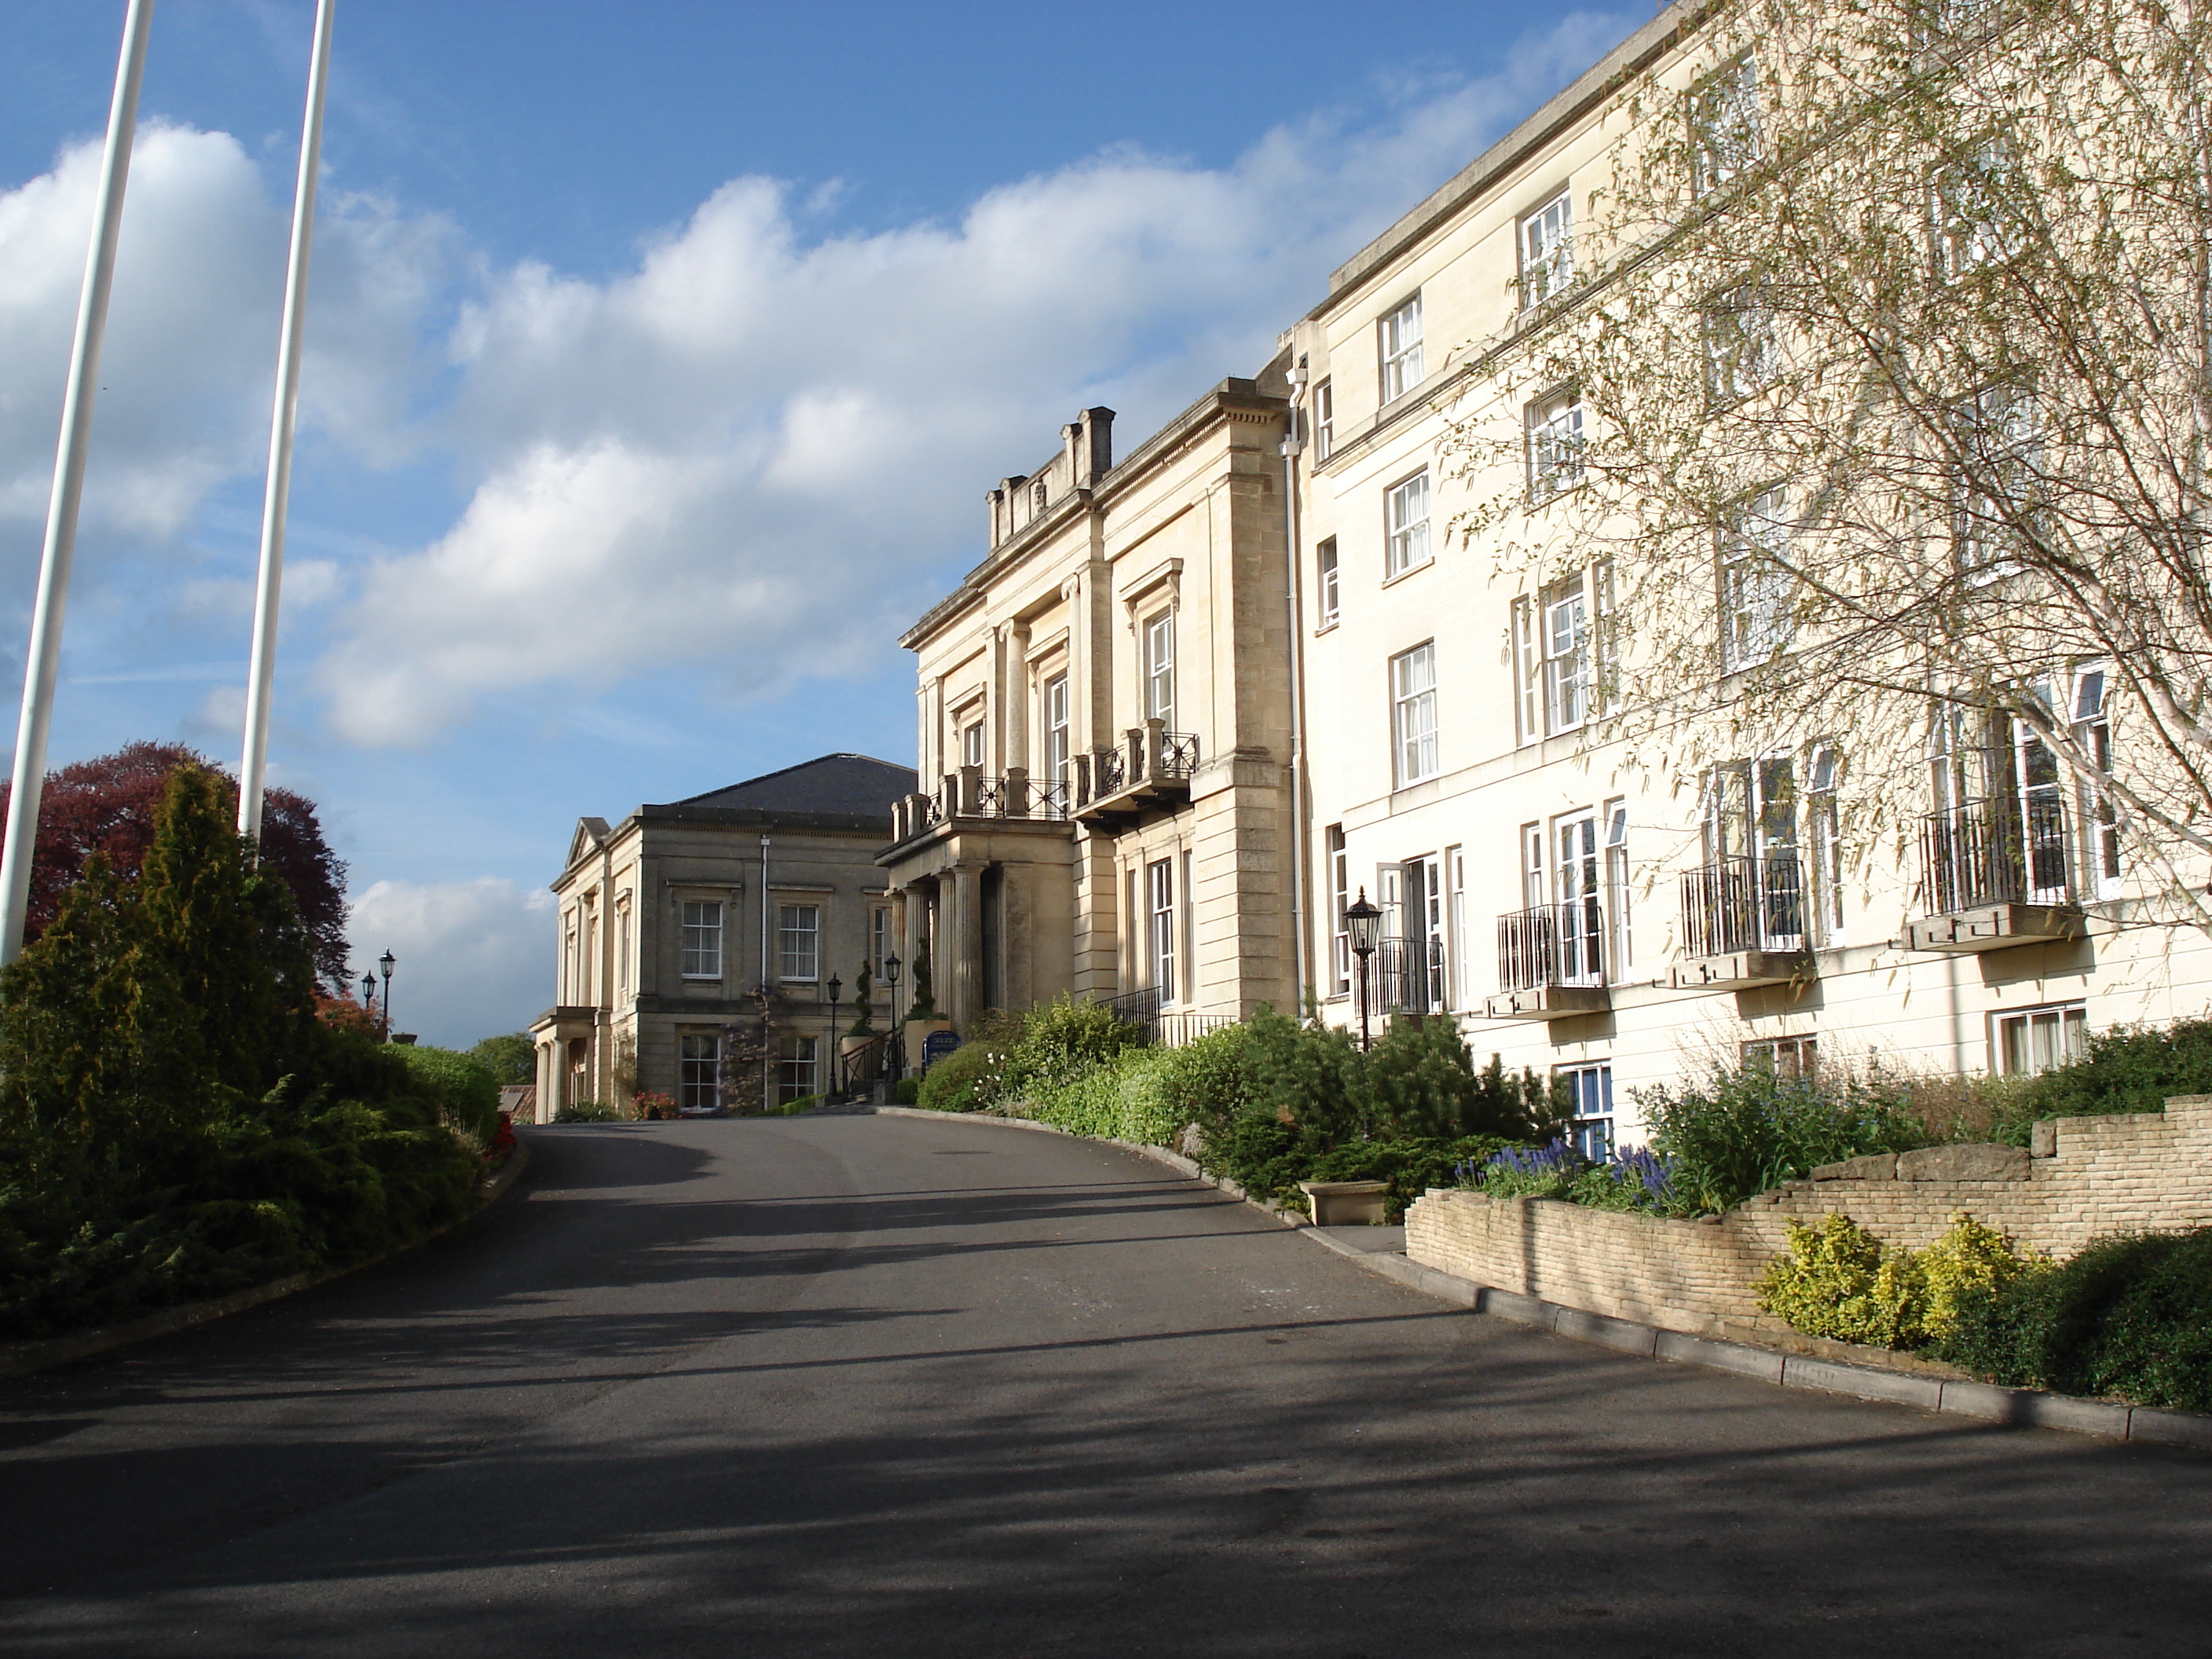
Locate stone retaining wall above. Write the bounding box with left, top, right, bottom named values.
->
left=1403, top=1097, right=2212, bottom=1342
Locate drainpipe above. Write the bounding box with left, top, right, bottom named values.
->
left=1280, top=358, right=1311, bottom=1012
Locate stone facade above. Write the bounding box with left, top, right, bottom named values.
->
left=1404, top=1098, right=2212, bottom=1341
left=880, top=384, right=1298, bottom=1035
left=533, top=755, right=914, bottom=1122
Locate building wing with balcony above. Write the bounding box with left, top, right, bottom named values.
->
left=879, top=385, right=1295, bottom=1036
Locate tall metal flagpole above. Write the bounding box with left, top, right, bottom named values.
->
left=238, top=0, right=336, bottom=844
left=0, top=0, right=156, bottom=969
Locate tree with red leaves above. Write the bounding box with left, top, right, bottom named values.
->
left=0, top=742, right=350, bottom=988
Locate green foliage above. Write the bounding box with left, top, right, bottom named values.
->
left=1368, top=1018, right=1566, bottom=1141
left=893, top=1076, right=921, bottom=1104
left=915, top=1040, right=1000, bottom=1113
left=1638, top=1064, right=1929, bottom=1214
left=998, top=994, right=1145, bottom=1102
left=1756, top=1214, right=1927, bottom=1348
left=2013, top=1020, right=2212, bottom=1137
left=1759, top=1211, right=2044, bottom=1351
left=848, top=962, right=874, bottom=1034
left=1934, top=1227, right=2212, bottom=1412
left=554, top=1098, right=623, bottom=1122
left=392, top=1045, right=502, bottom=1142
left=0, top=767, right=481, bottom=1340
left=1304, top=1134, right=1512, bottom=1221
left=466, top=1033, right=536, bottom=1086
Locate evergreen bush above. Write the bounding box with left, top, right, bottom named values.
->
left=1637, top=1065, right=1928, bottom=1214
left=391, top=1046, right=503, bottom=1143
left=2015, top=1020, right=2212, bottom=1133
left=0, top=766, right=482, bottom=1339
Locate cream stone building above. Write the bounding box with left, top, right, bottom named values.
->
left=1282, top=2, right=2212, bottom=1154
left=878, top=392, right=1301, bottom=1036
left=533, top=754, right=915, bottom=1122
left=879, top=0, right=2212, bottom=1159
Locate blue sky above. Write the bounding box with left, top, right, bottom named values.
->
left=0, top=0, right=1635, bottom=1046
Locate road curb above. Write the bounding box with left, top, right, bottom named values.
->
left=0, top=1141, right=532, bottom=1385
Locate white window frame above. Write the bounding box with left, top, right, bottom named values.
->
left=778, top=903, right=820, bottom=982
left=1808, top=745, right=1845, bottom=946
left=681, top=899, right=723, bottom=980
left=1721, top=487, right=1795, bottom=671
left=1692, top=56, right=1763, bottom=196
left=1390, top=642, right=1439, bottom=788
left=1558, top=1063, right=1614, bottom=1161
left=1144, top=609, right=1175, bottom=727
left=1555, top=809, right=1604, bottom=987
left=1520, top=188, right=1573, bottom=308
left=2073, top=665, right=2122, bottom=899
left=1317, top=537, right=1340, bottom=628
left=615, top=897, right=631, bottom=994
left=1603, top=798, right=1632, bottom=976
left=1953, top=384, right=2042, bottom=581
left=961, top=719, right=986, bottom=769
left=1042, top=672, right=1071, bottom=784
left=1540, top=574, right=1591, bottom=736
left=1702, top=283, right=1778, bottom=405
left=1741, top=1035, right=1818, bottom=1080
left=1445, top=844, right=1467, bottom=1011
left=679, top=1031, right=720, bottom=1112
left=1931, top=136, right=2016, bottom=281
left=1379, top=293, right=1424, bottom=403
left=1526, top=388, right=1584, bottom=500
left=1384, top=470, right=1432, bottom=578
left=1993, top=1002, right=2087, bottom=1076
left=870, top=905, right=892, bottom=977
left=1313, top=378, right=1334, bottom=461
left=1148, top=857, right=1176, bottom=1003
left=1328, top=824, right=1351, bottom=996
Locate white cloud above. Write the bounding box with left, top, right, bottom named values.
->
left=317, top=13, right=1632, bottom=744
left=346, top=876, right=555, bottom=1049
left=0, top=123, right=449, bottom=556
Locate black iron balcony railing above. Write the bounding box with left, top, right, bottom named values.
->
left=1496, top=901, right=1606, bottom=994
left=1679, top=851, right=1805, bottom=958
left=1372, top=936, right=1447, bottom=1014
left=1093, top=987, right=1235, bottom=1049
left=1071, top=723, right=1199, bottom=810
left=1088, top=745, right=1127, bottom=799
left=1920, top=793, right=2072, bottom=914
left=1159, top=731, right=1200, bottom=779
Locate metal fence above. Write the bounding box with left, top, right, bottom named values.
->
left=1679, top=851, right=1804, bottom=958
left=1495, top=901, right=1605, bottom=993
left=1920, top=793, right=2072, bottom=913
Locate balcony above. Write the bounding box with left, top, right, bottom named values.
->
left=1100, top=986, right=1238, bottom=1048
left=1672, top=853, right=1809, bottom=991
left=1071, top=720, right=1199, bottom=822
left=886, top=767, right=1073, bottom=845
left=1484, top=903, right=1610, bottom=1020
left=1906, top=796, right=2085, bottom=953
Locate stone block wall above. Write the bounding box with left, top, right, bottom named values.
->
left=1404, top=1097, right=2212, bottom=1341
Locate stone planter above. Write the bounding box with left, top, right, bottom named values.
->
left=1299, top=1179, right=1390, bottom=1226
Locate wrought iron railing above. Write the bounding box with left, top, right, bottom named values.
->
left=1029, top=777, right=1072, bottom=821
left=1372, top=936, right=1446, bottom=1013
left=1090, top=745, right=1127, bottom=799
left=1680, top=852, right=1804, bottom=958
left=1104, top=986, right=1162, bottom=1027
left=1159, top=731, right=1200, bottom=778
left=1496, top=901, right=1605, bottom=994
left=1921, top=794, right=2072, bottom=914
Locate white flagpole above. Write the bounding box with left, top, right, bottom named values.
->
left=238, top=0, right=336, bottom=844
left=0, top=0, right=156, bottom=969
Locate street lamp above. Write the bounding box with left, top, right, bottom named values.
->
left=1345, top=889, right=1382, bottom=1052
left=359, top=969, right=375, bottom=1024
left=378, top=950, right=396, bottom=1042
left=883, top=951, right=903, bottom=1084
left=825, top=972, right=842, bottom=1101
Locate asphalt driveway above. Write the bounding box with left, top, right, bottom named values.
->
left=2, top=1114, right=2207, bottom=1657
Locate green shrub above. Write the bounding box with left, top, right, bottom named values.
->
left=466, top=1032, right=536, bottom=1086
left=893, top=1076, right=921, bottom=1104
left=1304, top=1134, right=1512, bottom=1221
left=1756, top=1214, right=1925, bottom=1348
left=2014, top=1020, right=2212, bottom=1136
left=916, top=1042, right=999, bottom=1112
left=1638, top=1064, right=1929, bottom=1213
left=392, top=1045, right=502, bottom=1142
left=554, top=1098, right=621, bottom=1122
left=0, top=767, right=480, bottom=1340
left=998, top=995, right=1144, bottom=1101
left=1935, top=1227, right=2212, bottom=1411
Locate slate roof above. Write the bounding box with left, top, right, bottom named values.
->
left=660, top=753, right=917, bottom=820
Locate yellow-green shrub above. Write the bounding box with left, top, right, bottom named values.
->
left=1758, top=1211, right=2039, bottom=1350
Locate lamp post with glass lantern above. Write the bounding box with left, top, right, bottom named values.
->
left=360, top=970, right=376, bottom=1028
left=825, top=972, right=842, bottom=1101
left=378, top=950, right=395, bottom=1042
left=1345, top=890, right=1382, bottom=1052
left=883, top=951, right=903, bottom=1084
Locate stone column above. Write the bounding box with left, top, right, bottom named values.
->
left=951, top=861, right=984, bottom=1029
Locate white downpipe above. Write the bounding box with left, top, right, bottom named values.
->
left=238, top=0, right=336, bottom=843
left=0, top=0, right=156, bottom=969
left=1280, top=361, right=1310, bottom=1011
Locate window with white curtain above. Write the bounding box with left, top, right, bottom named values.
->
left=1391, top=643, right=1439, bottom=786
left=1379, top=294, right=1424, bottom=401
left=1385, top=471, right=1431, bottom=577
left=1520, top=189, right=1573, bottom=307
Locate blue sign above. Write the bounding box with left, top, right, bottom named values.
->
left=920, top=1031, right=961, bottom=1069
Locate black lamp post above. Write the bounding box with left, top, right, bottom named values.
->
left=1345, top=889, right=1382, bottom=1052
left=825, top=972, right=842, bottom=1101
left=378, top=950, right=396, bottom=1042
left=883, top=951, right=903, bottom=1084
left=359, top=970, right=375, bottom=1024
